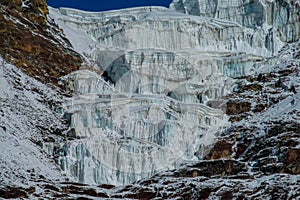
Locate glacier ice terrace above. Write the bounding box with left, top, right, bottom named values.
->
left=46, top=0, right=300, bottom=185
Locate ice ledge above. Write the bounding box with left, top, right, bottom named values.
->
left=53, top=6, right=177, bottom=23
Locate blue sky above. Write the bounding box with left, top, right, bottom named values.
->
left=47, top=0, right=172, bottom=12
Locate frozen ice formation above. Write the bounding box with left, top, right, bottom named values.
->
left=50, top=5, right=285, bottom=58
left=46, top=0, right=298, bottom=185
left=54, top=56, right=230, bottom=185
left=170, top=0, right=300, bottom=43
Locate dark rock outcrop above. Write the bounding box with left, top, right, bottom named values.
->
left=0, top=0, right=82, bottom=87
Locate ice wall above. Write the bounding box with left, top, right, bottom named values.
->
left=54, top=55, right=230, bottom=185
left=47, top=2, right=290, bottom=185
left=170, top=0, right=300, bottom=43
left=49, top=5, right=283, bottom=59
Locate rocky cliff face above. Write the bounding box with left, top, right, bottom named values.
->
left=0, top=0, right=82, bottom=86
left=0, top=0, right=299, bottom=199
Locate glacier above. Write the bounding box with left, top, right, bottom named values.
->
left=46, top=0, right=300, bottom=185
left=170, top=0, right=300, bottom=44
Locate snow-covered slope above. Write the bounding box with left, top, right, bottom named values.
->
left=0, top=57, right=70, bottom=197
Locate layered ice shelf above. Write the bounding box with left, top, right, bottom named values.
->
left=47, top=1, right=299, bottom=185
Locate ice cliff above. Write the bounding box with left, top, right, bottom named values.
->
left=46, top=0, right=300, bottom=185
left=170, top=0, right=300, bottom=43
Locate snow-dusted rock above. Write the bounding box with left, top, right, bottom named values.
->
left=0, top=57, right=67, bottom=189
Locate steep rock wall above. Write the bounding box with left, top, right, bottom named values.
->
left=0, top=0, right=82, bottom=87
